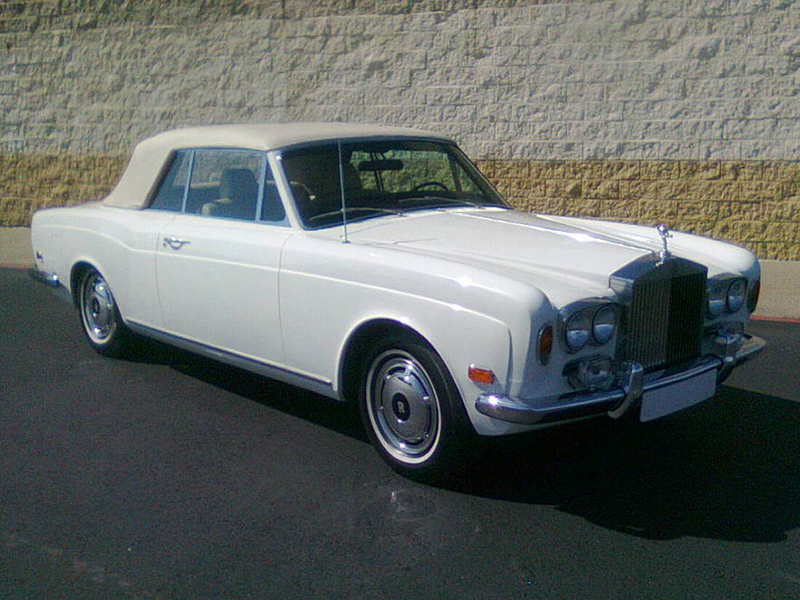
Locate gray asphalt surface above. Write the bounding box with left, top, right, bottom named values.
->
left=1, top=266, right=799, bottom=600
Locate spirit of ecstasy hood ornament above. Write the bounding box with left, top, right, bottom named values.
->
left=656, top=223, right=672, bottom=263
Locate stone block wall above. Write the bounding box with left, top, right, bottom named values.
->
left=1, top=0, right=799, bottom=258
left=479, top=159, right=800, bottom=260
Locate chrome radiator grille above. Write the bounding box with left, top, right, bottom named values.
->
left=624, top=259, right=707, bottom=372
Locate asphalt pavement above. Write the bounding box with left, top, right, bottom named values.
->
left=1, top=266, right=799, bottom=600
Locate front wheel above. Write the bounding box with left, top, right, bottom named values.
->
left=359, top=336, right=476, bottom=479
left=78, top=267, right=130, bottom=357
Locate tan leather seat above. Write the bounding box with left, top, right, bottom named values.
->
left=201, top=168, right=258, bottom=220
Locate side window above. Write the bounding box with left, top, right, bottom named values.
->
left=187, top=149, right=263, bottom=221
left=149, top=150, right=190, bottom=211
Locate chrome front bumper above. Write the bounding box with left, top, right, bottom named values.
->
left=475, top=334, right=766, bottom=426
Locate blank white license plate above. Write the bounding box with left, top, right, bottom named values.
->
left=639, top=368, right=718, bottom=422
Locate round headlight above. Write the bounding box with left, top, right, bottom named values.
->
left=565, top=312, right=591, bottom=352
left=727, top=279, right=747, bottom=313
left=592, top=306, right=617, bottom=345
left=707, top=282, right=726, bottom=318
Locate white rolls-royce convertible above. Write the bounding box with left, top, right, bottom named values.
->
left=31, top=123, right=765, bottom=477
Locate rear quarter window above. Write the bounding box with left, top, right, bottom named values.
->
left=149, top=150, right=191, bottom=212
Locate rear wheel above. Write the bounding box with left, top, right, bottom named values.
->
left=359, top=335, right=476, bottom=479
left=77, top=267, right=130, bottom=357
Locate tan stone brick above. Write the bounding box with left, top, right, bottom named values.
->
left=562, top=199, right=599, bottom=217
left=781, top=181, right=800, bottom=201
left=545, top=179, right=582, bottom=199
left=534, top=198, right=566, bottom=215
left=719, top=161, right=763, bottom=181
left=638, top=199, right=677, bottom=221
left=736, top=181, right=787, bottom=201
left=686, top=181, right=739, bottom=202
left=680, top=161, right=721, bottom=180
left=528, top=160, right=568, bottom=180
left=763, top=222, right=800, bottom=243
left=494, top=178, right=544, bottom=198
left=762, top=161, right=800, bottom=182
left=713, top=221, right=768, bottom=242
left=655, top=180, right=691, bottom=201
left=492, top=160, right=530, bottom=180
left=578, top=161, right=639, bottom=181
left=619, top=180, right=660, bottom=200
left=716, top=201, right=756, bottom=220
left=582, top=179, right=619, bottom=200
left=475, top=159, right=498, bottom=179
left=639, top=161, right=681, bottom=181
left=594, top=199, right=636, bottom=220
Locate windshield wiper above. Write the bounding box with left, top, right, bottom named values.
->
left=306, top=206, right=401, bottom=227
left=398, top=195, right=491, bottom=209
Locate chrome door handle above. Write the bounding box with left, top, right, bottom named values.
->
left=163, top=237, right=191, bottom=250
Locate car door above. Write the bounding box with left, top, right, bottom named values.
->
left=155, top=148, right=292, bottom=366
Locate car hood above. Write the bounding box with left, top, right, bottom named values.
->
left=343, top=208, right=754, bottom=308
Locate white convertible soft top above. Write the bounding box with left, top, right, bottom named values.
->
left=103, top=123, right=451, bottom=209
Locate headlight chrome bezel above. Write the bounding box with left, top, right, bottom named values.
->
left=726, top=278, right=747, bottom=314
left=564, top=311, right=592, bottom=352
left=560, top=301, right=619, bottom=354
left=592, top=305, right=617, bottom=345
left=707, top=277, right=749, bottom=317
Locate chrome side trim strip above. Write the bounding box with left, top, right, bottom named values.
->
left=126, top=322, right=339, bottom=401
left=476, top=335, right=766, bottom=426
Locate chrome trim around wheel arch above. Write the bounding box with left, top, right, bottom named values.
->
left=475, top=335, right=766, bottom=426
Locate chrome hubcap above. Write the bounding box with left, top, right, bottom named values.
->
left=367, top=350, right=440, bottom=462
left=81, top=273, right=116, bottom=343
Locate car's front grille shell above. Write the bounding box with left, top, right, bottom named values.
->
left=623, top=259, right=707, bottom=372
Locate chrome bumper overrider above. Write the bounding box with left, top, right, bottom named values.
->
left=475, top=334, right=766, bottom=426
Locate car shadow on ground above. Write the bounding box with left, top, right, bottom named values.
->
left=127, top=338, right=800, bottom=544
left=126, top=337, right=368, bottom=441
left=451, top=384, right=800, bottom=543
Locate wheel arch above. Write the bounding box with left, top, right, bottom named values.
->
left=70, top=261, right=96, bottom=308
left=337, top=318, right=435, bottom=403
left=69, top=260, right=125, bottom=317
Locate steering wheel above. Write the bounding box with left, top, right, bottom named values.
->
left=411, top=181, right=449, bottom=192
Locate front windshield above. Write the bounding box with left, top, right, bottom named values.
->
left=279, top=139, right=509, bottom=229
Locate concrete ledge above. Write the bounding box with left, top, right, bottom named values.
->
left=2, top=227, right=799, bottom=319
left=0, top=227, right=32, bottom=268
left=755, top=260, right=800, bottom=321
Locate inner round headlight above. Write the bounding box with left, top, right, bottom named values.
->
left=727, top=279, right=747, bottom=313
left=592, top=306, right=617, bottom=345
left=565, top=312, right=591, bottom=352
left=707, top=282, right=726, bottom=318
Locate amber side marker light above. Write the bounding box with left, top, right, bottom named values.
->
left=748, top=280, right=761, bottom=312
left=468, top=365, right=495, bottom=385
left=538, top=324, right=553, bottom=365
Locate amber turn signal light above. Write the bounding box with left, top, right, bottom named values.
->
left=468, top=365, right=495, bottom=385
left=538, top=324, right=553, bottom=365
